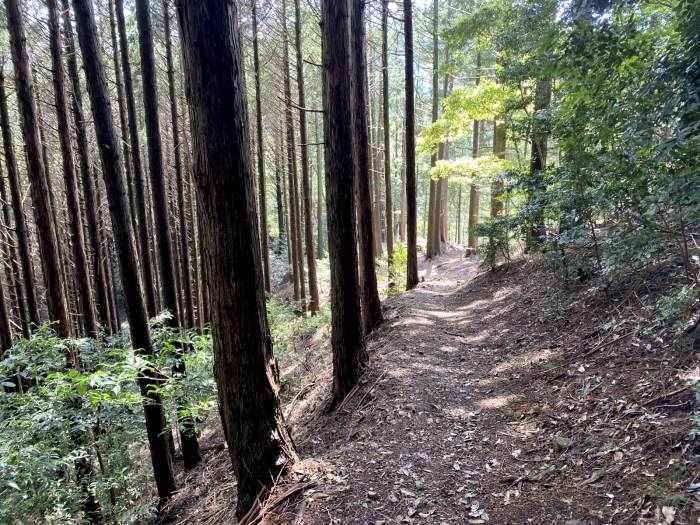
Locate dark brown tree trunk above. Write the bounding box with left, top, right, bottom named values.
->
left=175, top=1, right=297, bottom=518
left=426, top=0, right=440, bottom=258
left=135, top=0, right=200, bottom=469
left=351, top=0, right=382, bottom=334
left=404, top=0, right=418, bottom=289
left=491, top=115, right=506, bottom=217
left=48, top=0, right=97, bottom=337
left=467, top=51, right=482, bottom=249
left=164, top=0, right=193, bottom=327
left=6, top=0, right=71, bottom=338
left=71, top=0, right=177, bottom=499
left=282, top=0, right=302, bottom=303
left=527, top=78, right=552, bottom=249
left=323, top=0, right=368, bottom=402
left=314, top=113, right=324, bottom=259
left=382, top=0, right=393, bottom=263
left=64, top=0, right=111, bottom=333
left=399, top=125, right=406, bottom=244
left=251, top=0, right=271, bottom=293
left=293, top=0, right=319, bottom=313
left=107, top=0, right=138, bottom=261
left=0, top=70, right=38, bottom=331
left=274, top=124, right=286, bottom=255
left=0, top=267, right=11, bottom=357
left=0, top=84, right=30, bottom=338
left=115, top=0, right=157, bottom=317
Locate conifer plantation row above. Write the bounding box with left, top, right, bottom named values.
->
left=0, top=0, right=697, bottom=522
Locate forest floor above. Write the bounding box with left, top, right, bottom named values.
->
left=164, top=247, right=699, bottom=525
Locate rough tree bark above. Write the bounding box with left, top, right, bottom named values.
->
left=293, top=0, right=319, bottom=312
left=314, top=113, right=324, bottom=258
left=404, top=0, right=419, bottom=289
left=351, top=0, right=382, bottom=334
left=6, top=0, right=71, bottom=338
left=467, top=51, right=482, bottom=249
left=426, top=0, right=441, bottom=258
left=71, top=0, right=177, bottom=498
left=175, top=0, right=297, bottom=518
left=323, top=0, right=368, bottom=402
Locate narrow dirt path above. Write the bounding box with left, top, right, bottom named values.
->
left=296, top=247, right=508, bottom=524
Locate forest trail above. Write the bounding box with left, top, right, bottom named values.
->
left=295, top=247, right=534, bottom=524
left=290, top=248, right=697, bottom=525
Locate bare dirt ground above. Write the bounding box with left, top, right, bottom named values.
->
left=166, top=247, right=699, bottom=524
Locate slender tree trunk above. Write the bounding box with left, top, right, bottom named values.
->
left=293, top=0, right=319, bottom=312
left=64, top=0, right=111, bottom=333
left=456, top=186, right=462, bottom=243
left=369, top=63, right=383, bottom=257
left=351, top=0, right=382, bottom=334
left=323, top=0, right=368, bottom=401
left=164, top=0, right=194, bottom=328
left=467, top=51, right=482, bottom=249
left=6, top=0, right=71, bottom=337
left=135, top=0, right=200, bottom=469
left=491, top=115, right=506, bottom=217
left=426, top=0, right=441, bottom=259
left=48, top=0, right=97, bottom=337
left=115, top=0, right=156, bottom=317
left=251, top=0, right=271, bottom=293
left=72, top=0, right=177, bottom=498
left=314, top=113, right=324, bottom=259
left=381, top=0, right=393, bottom=263
left=274, top=125, right=286, bottom=255
left=0, top=74, right=32, bottom=337
left=176, top=1, right=297, bottom=517
left=399, top=126, right=406, bottom=243
left=527, top=78, right=552, bottom=249
left=282, top=0, right=302, bottom=303
left=404, top=0, right=419, bottom=289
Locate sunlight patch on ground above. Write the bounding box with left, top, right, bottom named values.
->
left=477, top=393, right=519, bottom=410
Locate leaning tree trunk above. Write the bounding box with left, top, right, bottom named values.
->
left=251, top=0, right=271, bottom=293
left=0, top=69, right=36, bottom=332
left=48, top=0, right=97, bottom=337
left=293, top=0, right=319, bottom=312
left=323, top=0, right=368, bottom=402
left=71, top=0, right=177, bottom=499
left=404, top=0, right=419, bottom=289
left=175, top=0, right=297, bottom=518
left=351, top=0, right=382, bottom=334
left=6, top=0, right=71, bottom=338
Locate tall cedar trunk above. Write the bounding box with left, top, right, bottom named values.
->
left=467, top=51, right=482, bottom=249
left=404, top=0, right=419, bottom=289
left=134, top=0, right=200, bottom=469
left=456, top=187, right=462, bottom=243
left=274, top=124, right=286, bottom=254
left=369, top=63, right=383, bottom=257
left=282, top=0, right=301, bottom=302
left=351, top=0, right=382, bottom=335
left=0, top=160, right=29, bottom=338
left=0, top=157, right=16, bottom=352
left=491, top=114, right=506, bottom=217
left=164, top=0, right=194, bottom=327
left=175, top=1, right=297, bottom=518
left=382, top=0, right=393, bottom=263
left=71, top=0, right=177, bottom=498
left=314, top=113, right=324, bottom=258
left=251, top=0, right=271, bottom=292
left=0, top=262, right=11, bottom=356
left=48, top=0, right=97, bottom=337
left=6, top=0, right=71, bottom=338
left=438, top=75, right=452, bottom=244
left=115, top=0, right=157, bottom=317
left=64, top=0, right=111, bottom=332
left=93, top=168, right=114, bottom=331
left=323, top=0, right=368, bottom=402
left=107, top=0, right=138, bottom=270
left=399, top=124, right=406, bottom=243
left=0, top=70, right=35, bottom=332
left=426, top=0, right=440, bottom=258
left=528, top=78, right=552, bottom=248
left=293, top=0, right=319, bottom=312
